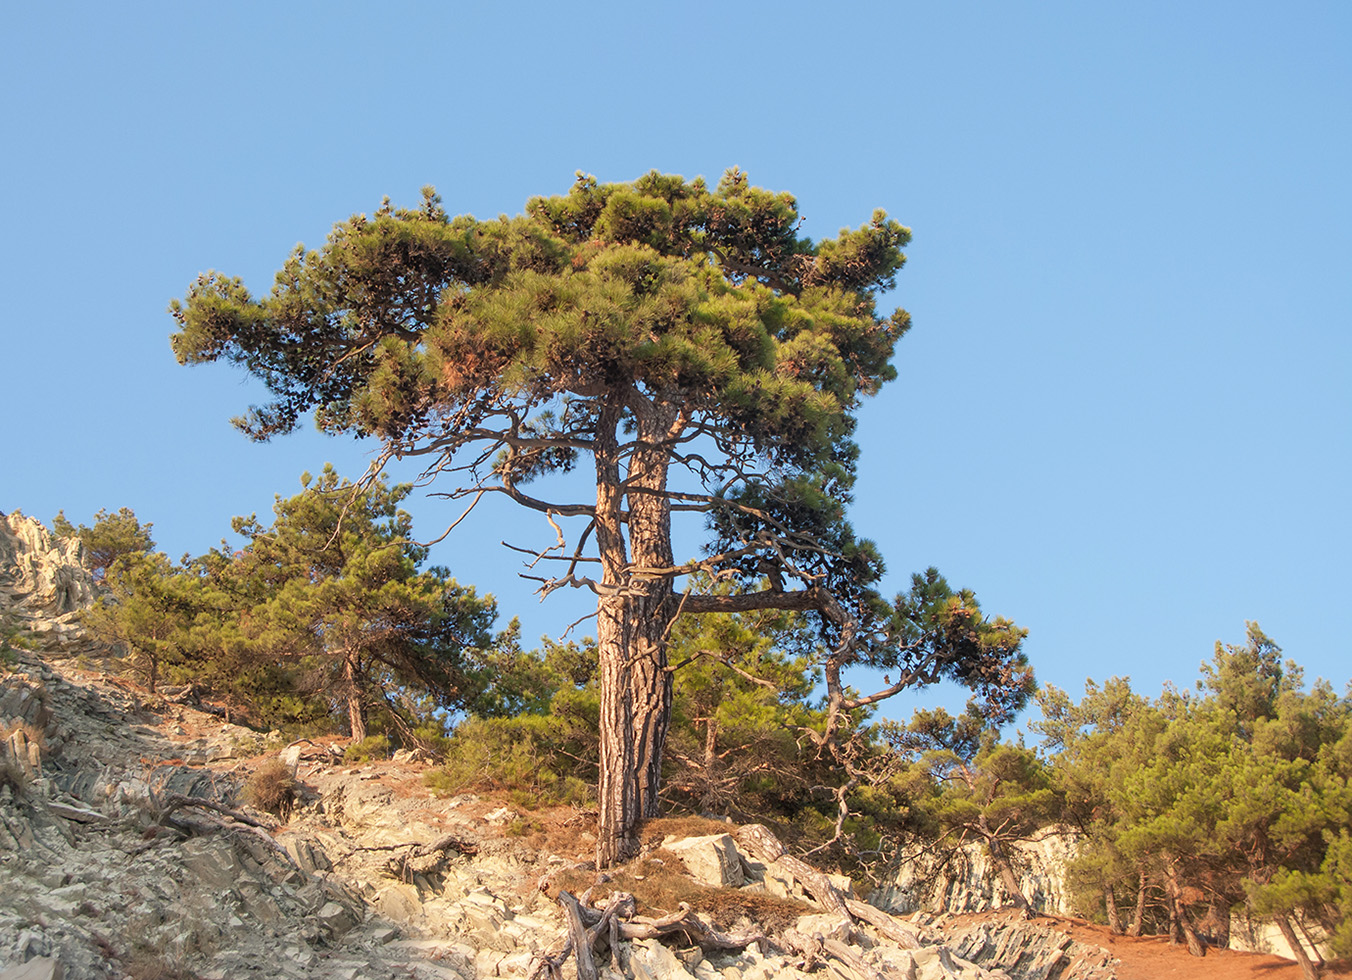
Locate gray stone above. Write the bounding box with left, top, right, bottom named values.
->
left=795, top=912, right=854, bottom=943
left=317, top=899, right=360, bottom=937
left=498, top=950, right=534, bottom=976
left=278, top=743, right=303, bottom=773
left=474, top=948, right=505, bottom=976
left=44, top=801, right=104, bottom=824
left=664, top=834, right=745, bottom=887
left=761, top=860, right=805, bottom=901
left=369, top=925, right=399, bottom=944
left=0, top=959, right=63, bottom=980
left=0, top=512, right=95, bottom=617
left=628, top=938, right=699, bottom=980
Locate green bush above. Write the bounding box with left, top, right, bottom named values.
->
left=426, top=713, right=596, bottom=807
left=344, top=734, right=391, bottom=764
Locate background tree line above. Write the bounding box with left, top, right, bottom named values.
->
left=57, top=471, right=513, bottom=746
left=58, top=499, right=1348, bottom=975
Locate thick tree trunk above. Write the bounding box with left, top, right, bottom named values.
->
left=1274, top=914, right=1319, bottom=980
left=344, top=653, right=367, bottom=743
left=593, top=396, right=677, bottom=867
left=595, top=590, right=670, bottom=865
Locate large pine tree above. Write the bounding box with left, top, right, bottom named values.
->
left=171, top=170, right=1032, bottom=864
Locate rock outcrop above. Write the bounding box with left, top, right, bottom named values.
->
left=0, top=512, right=95, bottom=626
left=875, top=828, right=1078, bottom=918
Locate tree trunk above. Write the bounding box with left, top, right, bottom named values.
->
left=1295, top=916, right=1325, bottom=969
left=1206, top=895, right=1230, bottom=949
left=344, top=653, right=367, bottom=743
left=1274, top=914, right=1319, bottom=980
left=1128, top=869, right=1147, bottom=937
left=1104, top=883, right=1123, bottom=935
left=979, top=818, right=1029, bottom=914
left=1165, top=863, right=1206, bottom=957
left=595, top=591, right=670, bottom=865
left=700, top=714, right=719, bottom=811
left=592, top=397, right=677, bottom=867
left=990, top=841, right=1030, bottom=914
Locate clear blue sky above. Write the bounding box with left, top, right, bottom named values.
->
left=4, top=3, right=1348, bottom=721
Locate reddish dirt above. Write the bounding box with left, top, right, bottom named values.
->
left=1023, top=914, right=1349, bottom=980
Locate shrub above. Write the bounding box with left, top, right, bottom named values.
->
left=244, top=759, right=297, bottom=820
left=343, top=733, right=391, bottom=764
left=427, top=712, right=596, bottom=807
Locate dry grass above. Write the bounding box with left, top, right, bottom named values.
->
left=243, top=759, right=297, bottom=821
left=546, top=846, right=815, bottom=933
left=1, top=719, right=46, bottom=748
left=0, top=756, right=26, bottom=794
left=686, top=888, right=815, bottom=933
left=640, top=815, right=740, bottom=849
left=119, top=951, right=202, bottom=980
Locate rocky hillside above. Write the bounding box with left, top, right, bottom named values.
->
left=0, top=511, right=1122, bottom=980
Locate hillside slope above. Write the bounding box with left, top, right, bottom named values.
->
left=0, top=510, right=1332, bottom=980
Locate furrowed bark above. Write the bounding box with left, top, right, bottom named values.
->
left=593, top=396, right=677, bottom=866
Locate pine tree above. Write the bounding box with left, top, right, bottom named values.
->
left=216, top=466, right=504, bottom=744
left=171, top=170, right=1032, bottom=864
left=1036, top=626, right=1350, bottom=971
left=889, top=704, right=1060, bottom=913
left=53, top=507, right=155, bottom=580
left=82, top=550, right=194, bottom=692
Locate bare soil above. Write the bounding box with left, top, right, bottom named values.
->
left=1014, top=913, right=1350, bottom=980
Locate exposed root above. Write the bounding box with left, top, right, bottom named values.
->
left=531, top=822, right=934, bottom=980
left=380, top=832, right=479, bottom=882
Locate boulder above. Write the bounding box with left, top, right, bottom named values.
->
left=375, top=883, right=424, bottom=922
left=316, top=900, right=361, bottom=938
left=664, top=834, right=744, bottom=887
left=794, top=912, right=854, bottom=944
left=627, top=938, right=699, bottom=980
left=279, top=743, right=304, bottom=774
left=284, top=838, right=332, bottom=875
